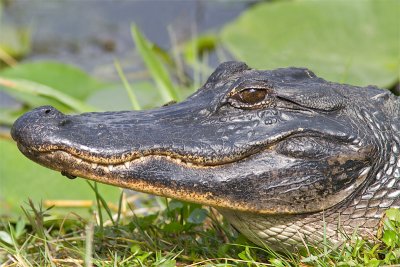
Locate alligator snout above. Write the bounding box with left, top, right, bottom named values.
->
left=11, top=106, right=66, bottom=148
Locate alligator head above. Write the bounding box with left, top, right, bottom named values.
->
left=11, top=61, right=400, bottom=248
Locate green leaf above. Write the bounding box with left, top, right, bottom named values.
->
left=0, top=139, right=120, bottom=219
left=0, top=61, right=105, bottom=99
left=163, top=222, right=184, bottom=233
left=386, top=208, right=400, bottom=222
left=0, top=77, right=96, bottom=113
left=0, top=26, right=31, bottom=59
left=0, top=61, right=107, bottom=112
left=382, top=230, right=397, bottom=247
left=221, top=0, right=399, bottom=88
left=392, top=248, right=400, bottom=260
left=237, top=247, right=253, bottom=261
left=0, top=108, right=19, bottom=126
left=187, top=208, right=208, bottom=224
left=130, top=244, right=142, bottom=255
left=217, top=244, right=230, bottom=258
left=131, top=24, right=180, bottom=102
left=158, top=259, right=176, bottom=267
left=114, top=59, right=141, bottom=110
left=136, top=251, right=152, bottom=263
left=86, top=82, right=164, bottom=111
left=0, top=231, right=13, bottom=245
left=133, top=214, right=158, bottom=230
left=184, top=34, right=218, bottom=64
left=14, top=219, right=26, bottom=239
left=168, top=200, right=184, bottom=211
left=269, top=258, right=286, bottom=267
left=366, top=259, right=381, bottom=267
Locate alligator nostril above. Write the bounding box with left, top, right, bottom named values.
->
left=38, top=106, right=63, bottom=118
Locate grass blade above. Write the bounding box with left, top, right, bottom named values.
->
left=131, top=24, right=180, bottom=102
left=114, top=59, right=141, bottom=110
left=86, top=181, right=115, bottom=227
left=0, top=76, right=97, bottom=113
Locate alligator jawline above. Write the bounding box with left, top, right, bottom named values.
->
left=19, top=137, right=281, bottom=166
left=19, top=144, right=267, bottom=170
left=19, top=130, right=329, bottom=167
left=53, top=150, right=218, bottom=169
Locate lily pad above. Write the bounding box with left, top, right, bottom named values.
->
left=0, top=139, right=120, bottom=219
left=0, top=61, right=108, bottom=112
left=220, top=0, right=399, bottom=88
left=86, top=82, right=166, bottom=111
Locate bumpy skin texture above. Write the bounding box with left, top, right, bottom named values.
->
left=11, top=62, right=400, bottom=250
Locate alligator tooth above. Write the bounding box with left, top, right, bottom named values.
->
left=166, top=155, right=171, bottom=160
left=108, top=165, right=114, bottom=172
left=91, top=163, right=98, bottom=169
left=186, top=162, right=193, bottom=167
left=124, top=162, right=131, bottom=169
left=140, top=156, right=145, bottom=160
left=175, top=158, right=182, bottom=163
left=76, top=159, right=83, bottom=163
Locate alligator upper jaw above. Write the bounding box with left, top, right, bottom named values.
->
left=11, top=104, right=265, bottom=166
left=9, top=103, right=305, bottom=167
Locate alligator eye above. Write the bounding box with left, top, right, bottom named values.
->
left=229, top=87, right=274, bottom=109
left=232, top=88, right=267, bottom=104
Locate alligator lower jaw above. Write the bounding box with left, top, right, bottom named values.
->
left=20, top=147, right=268, bottom=214
left=17, top=145, right=299, bottom=215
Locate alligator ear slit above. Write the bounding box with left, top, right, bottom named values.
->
left=276, top=95, right=343, bottom=112
left=276, top=96, right=303, bottom=107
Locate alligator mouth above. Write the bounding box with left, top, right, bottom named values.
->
left=18, top=144, right=224, bottom=171
left=16, top=128, right=338, bottom=169
left=18, top=145, right=283, bottom=214
left=18, top=142, right=265, bottom=167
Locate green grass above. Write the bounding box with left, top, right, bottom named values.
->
left=1, top=192, right=400, bottom=266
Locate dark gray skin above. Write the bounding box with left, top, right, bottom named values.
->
left=11, top=61, right=400, bottom=249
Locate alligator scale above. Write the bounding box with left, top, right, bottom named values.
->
left=12, top=62, right=400, bottom=249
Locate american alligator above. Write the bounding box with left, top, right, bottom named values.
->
left=11, top=61, right=400, bottom=249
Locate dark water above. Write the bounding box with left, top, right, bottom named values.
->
left=1, top=1, right=254, bottom=110
left=3, top=0, right=251, bottom=78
